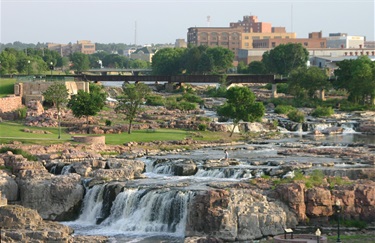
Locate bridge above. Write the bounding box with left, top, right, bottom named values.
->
left=87, top=68, right=152, bottom=75
left=77, top=74, right=291, bottom=99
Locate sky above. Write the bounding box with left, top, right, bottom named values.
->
left=1, top=0, right=374, bottom=45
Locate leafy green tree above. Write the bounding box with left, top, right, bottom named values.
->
left=152, top=47, right=186, bottom=75
left=68, top=84, right=107, bottom=128
left=70, top=52, right=90, bottom=73
left=288, top=66, right=330, bottom=99
left=247, top=61, right=267, bottom=74
left=262, top=43, right=309, bottom=76
left=237, top=61, right=248, bottom=74
left=115, top=83, right=151, bottom=134
left=217, top=86, right=265, bottom=137
left=334, top=56, right=375, bottom=104
left=43, top=83, right=69, bottom=139
left=206, top=47, right=234, bottom=74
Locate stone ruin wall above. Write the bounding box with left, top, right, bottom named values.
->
left=0, top=95, right=22, bottom=113
left=15, top=81, right=89, bottom=104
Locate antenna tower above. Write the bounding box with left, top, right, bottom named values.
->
left=134, top=21, right=137, bottom=46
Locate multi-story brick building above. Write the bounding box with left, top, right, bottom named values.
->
left=252, top=31, right=326, bottom=49
left=187, top=15, right=296, bottom=58
left=47, top=40, right=95, bottom=57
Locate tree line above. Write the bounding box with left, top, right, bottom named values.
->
left=1, top=42, right=374, bottom=105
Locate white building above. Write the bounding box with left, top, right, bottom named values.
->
left=326, top=33, right=365, bottom=49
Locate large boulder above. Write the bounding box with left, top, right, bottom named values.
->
left=0, top=170, right=18, bottom=201
left=17, top=172, right=84, bottom=220
left=0, top=205, right=73, bottom=243
left=186, top=187, right=289, bottom=241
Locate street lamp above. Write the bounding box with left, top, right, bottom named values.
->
left=49, top=62, right=54, bottom=79
left=58, top=111, right=61, bottom=139
left=334, top=199, right=342, bottom=243
left=315, top=228, right=321, bottom=243
left=27, top=60, right=31, bottom=76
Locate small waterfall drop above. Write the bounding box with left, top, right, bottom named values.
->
left=73, top=184, right=194, bottom=237
left=76, top=184, right=106, bottom=224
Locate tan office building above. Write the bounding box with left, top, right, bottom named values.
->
left=187, top=15, right=296, bottom=58
left=47, top=40, right=96, bottom=56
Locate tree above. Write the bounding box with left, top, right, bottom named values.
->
left=262, top=43, right=309, bottom=76
left=206, top=47, right=234, bottom=74
left=217, top=86, right=265, bottom=137
left=247, top=61, right=267, bottom=74
left=70, top=52, right=90, bottom=73
left=43, top=82, right=69, bottom=139
left=68, top=84, right=107, bottom=129
left=288, top=66, right=330, bottom=99
left=334, top=56, right=375, bottom=104
left=115, top=83, right=151, bottom=134
left=151, top=48, right=186, bottom=75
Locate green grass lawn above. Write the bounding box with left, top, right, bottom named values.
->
left=0, top=121, right=233, bottom=146
left=0, top=78, right=16, bottom=97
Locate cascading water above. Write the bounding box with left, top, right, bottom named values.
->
left=68, top=183, right=194, bottom=239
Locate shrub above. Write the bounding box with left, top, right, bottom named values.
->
left=198, top=123, right=207, bottom=131
left=287, top=110, right=305, bottom=123
left=274, top=105, right=296, bottom=114
left=204, top=85, right=227, bottom=97
left=0, top=147, right=37, bottom=161
left=17, top=107, right=27, bottom=120
left=311, top=106, right=334, bottom=117
left=145, top=94, right=165, bottom=106
left=181, top=93, right=203, bottom=104
left=105, top=119, right=112, bottom=126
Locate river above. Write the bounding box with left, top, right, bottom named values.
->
left=61, top=125, right=374, bottom=242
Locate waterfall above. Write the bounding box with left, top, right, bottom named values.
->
left=103, top=189, right=193, bottom=236
left=61, top=164, right=73, bottom=175
left=195, top=167, right=253, bottom=179
left=74, top=184, right=193, bottom=237
left=76, top=184, right=106, bottom=224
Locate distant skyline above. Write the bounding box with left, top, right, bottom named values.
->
left=1, top=0, right=374, bottom=45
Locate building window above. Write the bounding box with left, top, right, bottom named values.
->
left=320, top=42, right=325, bottom=48
left=252, top=36, right=260, bottom=40
left=272, top=42, right=276, bottom=47
left=304, top=42, right=308, bottom=46
left=244, top=43, right=249, bottom=47
left=244, top=36, right=249, bottom=40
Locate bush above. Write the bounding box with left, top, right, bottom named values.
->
left=287, top=110, right=305, bottom=123
left=204, top=85, right=227, bottom=97
left=17, top=107, right=27, bottom=120
left=145, top=94, right=165, bottom=106
left=0, top=147, right=37, bottom=161
left=198, top=123, right=207, bottom=131
left=274, top=105, right=296, bottom=114
left=181, top=93, right=203, bottom=104
left=311, top=106, right=334, bottom=117
left=263, top=83, right=289, bottom=94
left=105, top=119, right=112, bottom=126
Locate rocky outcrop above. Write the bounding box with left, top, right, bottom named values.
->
left=0, top=205, right=109, bottom=243
left=0, top=170, right=18, bottom=201
left=0, top=205, right=73, bottom=242
left=186, top=187, right=290, bottom=241
left=17, top=171, right=84, bottom=221
left=274, top=180, right=375, bottom=224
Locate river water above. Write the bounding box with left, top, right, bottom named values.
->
left=62, top=127, right=374, bottom=242
left=64, top=81, right=375, bottom=241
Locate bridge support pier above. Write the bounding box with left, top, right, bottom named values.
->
left=271, top=84, right=278, bottom=99
left=318, top=89, right=326, bottom=101
left=165, top=82, right=174, bottom=92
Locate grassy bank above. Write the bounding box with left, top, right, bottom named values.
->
left=0, top=121, right=237, bottom=146
left=0, top=78, right=16, bottom=97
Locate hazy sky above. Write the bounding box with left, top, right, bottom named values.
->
left=1, top=0, right=374, bottom=45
